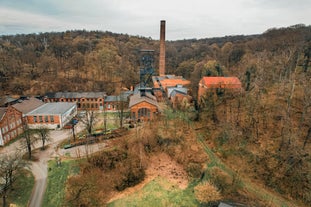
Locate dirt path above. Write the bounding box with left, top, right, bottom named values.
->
left=28, top=158, right=48, bottom=207
left=197, top=136, right=298, bottom=207
left=108, top=152, right=189, bottom=203
left=27, top=123, right=84, bottom=207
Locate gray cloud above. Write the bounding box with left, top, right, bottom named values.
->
left=0, top=0, right=310, bottom=40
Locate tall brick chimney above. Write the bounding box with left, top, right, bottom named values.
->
left=159, top=20, right=166, bottom=76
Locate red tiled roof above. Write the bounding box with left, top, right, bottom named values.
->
left=153, top=75, right=191, bottom=90
left=201, top=77, right=242, bottom=89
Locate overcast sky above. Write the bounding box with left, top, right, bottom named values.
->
left=0, top=0, right=310, bottom=40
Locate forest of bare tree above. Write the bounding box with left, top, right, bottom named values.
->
left=1, top=24, right=311, bottom=206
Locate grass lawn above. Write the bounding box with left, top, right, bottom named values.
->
left=42, top=159, right=79, bottom=207
left=108, top=177, right=199, bottom=207
left=2, top=170, right=35, bottom=207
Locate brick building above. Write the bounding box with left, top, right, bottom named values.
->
left=0, top=106, right=23, bottom=146
left=152, top=75, right=191, bottom=101
left=129, top=93, right=159, bottom=121
left=44, top=92, right=106, bottom=111
left=198, top=77, right=242, bottom=101
left=26, top=102, right=77, bottom=129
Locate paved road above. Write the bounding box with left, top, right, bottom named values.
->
left=27, top=124, right=83, bottom=207
left=0, top=121, right=109, bottom=207
left=0, top=122, right=83, bottom=207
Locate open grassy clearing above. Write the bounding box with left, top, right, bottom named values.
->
left=108, top=177, right=199, bottom=207
left=42, top=160, right=79, bottom=207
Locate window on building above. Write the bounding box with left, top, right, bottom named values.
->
left=50, top=116, right=54, bottom=122
left=39, top=116, right=43, bottom=122
left=138, top=108, right=151, bottom=119
left=45, top=116, right=49, bottom=122
left=34, top=116, right=37, bottom=123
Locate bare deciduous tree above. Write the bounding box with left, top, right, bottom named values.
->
left=0, top=153, right=28, bottom=207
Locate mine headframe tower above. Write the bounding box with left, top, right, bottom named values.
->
left=139, top=49, right=155, bottom=89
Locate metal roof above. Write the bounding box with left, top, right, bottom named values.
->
left=167, top=87, right=188, bottom=98
left=27, top=103, right=76, bottom=115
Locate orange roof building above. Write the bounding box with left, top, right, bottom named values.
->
left=198, top=76, right=242, bottom=100
left=152, top=75, right=191, bottom=101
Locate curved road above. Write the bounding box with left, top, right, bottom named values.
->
left=0, top=122, right=99, bottom=206
left=27, top=123, right=84, bottom=207
left=27, top=127, right=77, bottom=207
left=28, top=159, right=48, bottom=207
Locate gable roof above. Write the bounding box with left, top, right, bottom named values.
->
left=45, top=92, right=106, bottom=99
left=170, top=89, right=188, bottom=98
left=167, top=86, right=188, bottom=98
left=12, top=97, right=45, bottom=114
left=129, top=93, right=159, bottom=108
left=0, top=107, right=6, bottom=121
left=0, top=96, right=18, bottom=107
left=201, top=77, right=242, bottom=89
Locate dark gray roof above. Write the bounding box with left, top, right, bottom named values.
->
left=45, top=92, right=106, bottom=99
left=12, top=97, right=45, bottom=114
left=121, top=90, right=134, bottom=98
left=170, top=90, right=188, bottom=98
left=27, top=103, right=76, bottom=115
left=105, top=96, right=118, bottom=102
left=0, top=96, right=18, bottom=106
left=167, top=87, right=188, bottom=98
left=105, top=94, right=129, bottom=102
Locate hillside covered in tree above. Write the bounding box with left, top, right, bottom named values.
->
left=1, top=24, right=311, bottom=206
left=0, top=24, right=309, bottom=96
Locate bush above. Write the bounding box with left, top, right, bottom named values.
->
left=194, top=182, right=222, bottom=204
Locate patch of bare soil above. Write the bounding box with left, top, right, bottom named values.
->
left=108, top=152, right=189, bottom=203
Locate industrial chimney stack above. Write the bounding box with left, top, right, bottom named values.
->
left=159, top=20, right=166, bottom=76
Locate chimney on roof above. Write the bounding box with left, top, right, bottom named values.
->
left=159, top=20, right=166, bottom=76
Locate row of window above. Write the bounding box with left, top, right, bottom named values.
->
left=78, top=103, right=101, bottom=109
left=131, top=108, right=151, bottom=119
left=1, top=118, right=22, bottom=134
left=3, top=127, right=23, bottom=143
left=49, top=98, right=104, bottom=102
left=33, top=115, right=54, bottom=123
